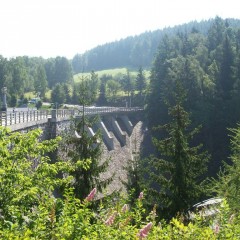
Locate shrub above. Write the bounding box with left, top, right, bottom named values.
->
left=0, top=126, right=240, bottom=239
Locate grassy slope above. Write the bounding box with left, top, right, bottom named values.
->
left=74, top=68, right=150, bottom=82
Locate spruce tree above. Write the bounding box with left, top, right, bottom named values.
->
left=97, top=81, right=107, bottom=106
left=136, top=66, right=146, bottom=96
left=212, top=124, right=240, bottom=212
left=122, top=152, right=143, bottom=205
left=146, top=80, right=209, bottom=219
left=59, top=75, right=113, bottom=200
left=62, top=117, right=112, bottom=200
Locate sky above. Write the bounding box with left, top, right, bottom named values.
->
left=0, top=0, right=239, bottom=59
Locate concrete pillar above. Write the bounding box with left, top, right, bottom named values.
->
left=119, top=115, right=133, bottom=135
left=96, top=120, right=114, bottom=150
left=107, top=116, right=126, bottom=146
left=51, top=109, right=57, bottom=120
left=47, top=110, right=58, bottom=140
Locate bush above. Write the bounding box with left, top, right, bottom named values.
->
left=35, top=100, right=42, bottom=109
left=0, top=126, right=240, bottom=239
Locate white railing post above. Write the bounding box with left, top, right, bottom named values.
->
left=10, top=113, right=12, bottom=125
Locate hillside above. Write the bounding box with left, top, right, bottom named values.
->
left=72, top=17, right=240, bottom=73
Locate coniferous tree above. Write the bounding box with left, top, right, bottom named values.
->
left=136, top=66, right=146, bottom=96
left=97, top=74, right=113, bottom=106
left=71, top=83, right=80, bottom=104
left=62, top=83, right=72, bottom=104
left=60, top=75, right=113, bottom=200
left=122, top=153, right=143, bottom=205
left=89, top=70, right=99, bottom=102
left=212, top=124, right=240, bottom=212
left=51, top=83, right=66, bottom=105
left=122, top=69, right=134, bottom=107
left=97, top=81, right=107, bottom=106
left=147, top=34, right=174, bottom=129
left=145, top=81, right=209, bottom=219
left=62, top=118, right=112, bottom=200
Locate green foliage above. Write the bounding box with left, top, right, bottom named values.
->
left=35, top=100, right=42, bottom=109
left=50, top=82, right=73, bottom=106
left=74, top=68, right=135, bottom=81
left=34, top=64, right=48, bottom=98
left=74, top=73, right=99, bottom=105
left=136, top=66, right=146, bottom=96
left=145, top=81, right=209, bottom=219
left=211, top=124, right=240, bottom=212
left=122, top=69, right=135, bottom=96
left=51, top=83, right=66, bottom=105
left=122, top=154, right=143, bottom=205
left=0, top=126, right=240, bottom=239
left=96, top=78, right=108, bottom=106
left=74, top=69, right=148, bottom=107
left=0, top=55, right=74, bottom=107
left=147, top=17, right=240, bottom=177
left=8, top=57, right=29, bottom=97
left=46, top=56, right=73, bottom=88
left=58, top=108, right=113, bottom=200
left=106, top=79, right=121, bottom=102
left=0, top=127, right=68, bottom=226
left=71, top=18, right=240, bottom=72
left=73, top=68, right=146, bottom=89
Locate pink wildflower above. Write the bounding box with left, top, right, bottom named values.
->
left=214, top=224, right=220, bottom=234
left=85, top=188, right=96, bottom=201
left=138, top=222, right=153, bottom=239
left=121, top=204, right=129, bottom=213
left=138, top=191, right=144, bottom=200
left=105, top=212, right=117, bottom=226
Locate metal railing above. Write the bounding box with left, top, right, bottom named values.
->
left=0, top=107, right=143, bottom=127
left=0, top=110, right=51, bottom=127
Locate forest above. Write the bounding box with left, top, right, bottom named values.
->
left=0, top=56, right=73, bottom=107
left=71, top=17, right=240, bottom=72
left=148, top=16, right=240, bottom=176
left=1, top=17, right=240, bottom=108
left=1, top=16, right=240, bottom=238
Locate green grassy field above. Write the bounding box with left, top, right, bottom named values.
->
left=24, top=90, right=52, bottom=101
left=45, top=90, right=52, bottom=100
left=74, top=68, right=150, bottom=82
left=24, top=92, right=36, bottom=99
